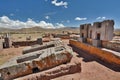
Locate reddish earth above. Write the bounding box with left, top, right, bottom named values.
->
left=0, top=39, right=120, bottom=80
left=53, top=39, right=120, bottom=80
left=52, top=51, right=120, bottom=80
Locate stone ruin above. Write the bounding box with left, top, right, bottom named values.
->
left=0, top=39, right=3, bottom=50
left=0, top=40, right=81, bottom=80
left=3, top=34, right=12, bottom=48
left=78, top=20, right=120, bottom=52
left=0, top=34, right=12, bottom=50
left=22, top=39, right=62, bottom=54
left=12, top=38, right=43, bottom=47
left=80, top=20, right=114, bottom=42
left=79, top=20, right=114, bottom=47
left=14, top=62, right=81, bottom=80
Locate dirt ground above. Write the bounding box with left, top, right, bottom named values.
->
left=0, top=47, right=24, bottom=65
left=53, top=39, right=120, bottom=80
left=11, top=33, right=42, bottom=41
left=52, top=52, right=120, bottom=80
left=0, top=39, right=120, bottom=80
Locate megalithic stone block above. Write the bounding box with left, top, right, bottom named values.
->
left=36, top=38, right=43, bottom=45
left=0, top=46, right=73, bottom=80
left=22, top=40, right=63, bottom=54
left=22, top=42, right=55, bottom=54
left=14, top=62, right=81, bottom=80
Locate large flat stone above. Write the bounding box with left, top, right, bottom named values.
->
left=0, top=45, right=73, bottom=80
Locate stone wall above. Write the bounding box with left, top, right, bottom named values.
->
left=22, top=40, right=62, bottom=54
left=12, top=41, right=37, bottom=46
left=12, top=38, right=43, bottom=47
left=53, top=34, right=70, bottom=39
left=86, top=38, right=92, bottom=45
left=3, top=37, right=12, bottom=48
left=80, top=24, right=91, bottom=38
left=69, top=39, right=120, bottom=66
left=83, top=38, right=120, bottom=52
left=101, top=41, right=120, bottom=52
left=80, top=20, right=114, bottom=41
left=100, top=20, right=114, bottom=40
left=0, top=39, right=3, bottom=50
left=22, top=43, right=54, bottom=54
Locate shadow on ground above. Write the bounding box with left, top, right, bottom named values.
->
left=70, top=45, right=120, bottom=72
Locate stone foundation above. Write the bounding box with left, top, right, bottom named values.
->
left=0, top=45, right=73, bottom=80
left=14, top=62, right=81, bottom=80
left=69, top=39, right=120, bottom=66
left=92, top=39, right=101, bottom=47
left=78, top=38, right=86, bottom=43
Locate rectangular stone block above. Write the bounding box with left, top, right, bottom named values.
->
left=14, top=62, right=81, bottom=80
left=0, top=46, right=73, bottom=80
left=92, top=39, right=101, bottom=47
left=78, top=38, right=87, bottom=43
left=92, top=40, right=101, bottom=47
left=0, top=39, right=3, bottom=50
left=36, top=38, right=43, bottom=45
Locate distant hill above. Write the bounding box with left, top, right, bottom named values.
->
left=0, top=27, right=80, bottom=34
left=0, top=27, right=119, bottom=35
left=114, top=29, right=120, bottom=36
left=0, top=27, right=13, bottom=32
left=115, top=29, right=120, bottom=32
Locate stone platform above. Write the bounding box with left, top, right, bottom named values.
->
left=0, top=40, right=73, bottom=80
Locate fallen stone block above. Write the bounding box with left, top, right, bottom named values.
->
left=0, top=46, right=73, bottom=80
left=22, top=42, right=55, bottom=54
left=22, top=40, right=63, bottom=54
left=14, top=62, right=81, bottom=80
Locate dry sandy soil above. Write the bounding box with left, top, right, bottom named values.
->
left=53, top=52, right=120, bottom=80
left=11, top=33, right=42, bottom=41
left=0, top=39, right=120, bottom=80
left=0, top=47, right=23, bottom=65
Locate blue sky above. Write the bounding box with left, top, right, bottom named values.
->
left=0, top=0, right=120, bottom=29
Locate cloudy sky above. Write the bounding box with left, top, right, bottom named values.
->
left=0, top=0, right=120, bottom=29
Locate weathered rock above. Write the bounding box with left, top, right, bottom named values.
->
left=0, top=45, right=73, bottom=80
left=14, top=62, right=81, bottom=80
left=22, top=40, right=63, bottom=54
left=80, top=20, right=114, bottom=41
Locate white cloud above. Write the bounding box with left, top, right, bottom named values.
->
left=96, top=17, right=106, bottom=20
left=45, top=16, right=50, bottom=19
left=56, top=23, right=65, bottom=28
left=38, top=21, right=55, bottom=29
left=75, top=17, right=87, bottom=21
left=51, top=0, right=68, bottom=8
left=0, top=16, right=66, bottom=29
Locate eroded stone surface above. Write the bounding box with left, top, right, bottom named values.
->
left=0, top=40, right=73, bottom=80
left=22, top=40, right=63, bottom=54
left=14, top=62, right=81, bottom=80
